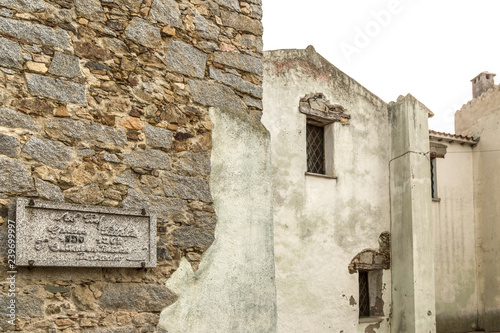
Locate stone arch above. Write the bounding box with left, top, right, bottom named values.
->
left=348, top=231, right=390, bottom=274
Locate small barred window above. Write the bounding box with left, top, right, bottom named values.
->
left=430, top=157, right=438, bottom=200
left=358, top=270, right=370, bottom=317
left=306, top=123, right=325, bottom=174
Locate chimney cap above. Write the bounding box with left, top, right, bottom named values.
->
left=471, top=71, right=496, bottom=82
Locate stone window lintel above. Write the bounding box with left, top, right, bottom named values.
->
left=299, top=93, right=350, bottom=126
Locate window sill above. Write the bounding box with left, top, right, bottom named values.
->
left=359, top=316, right=385, bottom=324
left=305, top=172, right=337, bottom=180
left=432, top=198, right=441, bottom=202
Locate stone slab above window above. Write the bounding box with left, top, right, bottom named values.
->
left=299, top=93, right=350, bottom=126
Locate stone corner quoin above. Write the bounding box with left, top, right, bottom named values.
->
left=0, top=0, right=264, bottom=332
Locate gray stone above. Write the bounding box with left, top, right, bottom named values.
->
left=35, top=178, right=64, bottom=201
left=124, top=150, right=171, bottom=170
left=0, top=18, right=70, bottom=50
left=0, top=107, right=40, bottom=131
left=123, top=189, right=187, bottom=218
left=0, top=157, right=33, bottom=193
left=103, top=152, right=120, bottom=163
left=113, top=0, right=142, bottom=11
left=193, top=210, right=216, bottom=229
left=124, top=18, right=161, bottom=49
left=0, top=227, right=6, bottom=262
left=74, top=0, right=106, bottom=22
left=0, top=0, right=47, bottom=13
left=114, top=169, right=137, bottom=188
left=213, top=51, right=262, bottom=75
left=374, top=254, right=385, bottom=265
left=0, top=8, right=13, bottom=17
left=360, top=251, right=374, bottom=264
left=77, top=148, right=95, bottom=157
left=45, top=118, right=85, bottom=140
left=64, top=183, right=104, bottom=205
left=0, top=36, right=21, bottom=69
left=91, top=327, right=138, bottom=333
left=241, top=34, right=263, bottom=52
left=174, top=152, right=211, bottom=176
left=194, top=14, right=219, bottom=41
left=149, top=0, right=182, bottom=27
left=26, top=73, right=86, bottom=105
left=21, top=51, right=32, bottom=61
left=188, top=79, right=246, bottom=110
left=140, top=175, right=161, bottom=188
left=46, top=119, right=126, bottom=147
left=0, top=134, right=20, bottom=157
left=143, top=124, right=173, bottom=151
left=221, top=10, right=262, bottom=35
left=0, top=67, right=15, bottom=74
left=1, top=294, right=44, bottom=317
left=49, top=52, right=82, bottom=78
left=89, top=21, right=117, bottom=37
left=21, top=43, right=41, bottom=53
left=100, top=283, right=176, bottom=311
left=163, top=173, right=211, bottom=202
left=87, top=122, right=127, bottom=147
left=243, top=95, right=262, bottom=110
left=209, top=66, right=262, bottom=98
left=164, top=41, right=207, bottom=79
left=214, top=0, right=240, bottom=11
left=171, top=227, right=214, bottom=251
left=197, top=41, right=219, bottom=53
left=45, top=284, right=70, bottom=294
left=101, top=37, right=129, bottom=56
left=14, top=198, right=157, bottom=268
left=23, top=136, right=73, bottom=169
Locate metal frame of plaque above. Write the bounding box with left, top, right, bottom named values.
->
left=15, top=199, right=157, bottom=268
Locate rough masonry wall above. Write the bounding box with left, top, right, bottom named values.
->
left=0, top=0, right=263, bottom=332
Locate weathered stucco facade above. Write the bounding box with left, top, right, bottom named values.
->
left=430, top=131, right=479, bottom=332
left=263, top=46, right=436, bottom=333
left=452, top=75, right=500, bottom=332
left=0, top=0, right=276, bottom=332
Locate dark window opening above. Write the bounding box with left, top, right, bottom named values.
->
left=430, top=157, right=438, bottom=199
left=306, top=123, right=325, bottom=174
left=359, top=270, right=370, bottom=317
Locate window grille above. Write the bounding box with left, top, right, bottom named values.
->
left=306, top=123, right=325, bottom=174
left=359, top=271, right=370, bottom=317
left=430, top=157, right=438, bottom=199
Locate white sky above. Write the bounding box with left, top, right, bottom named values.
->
left=262, top=0, right=500, bottom=133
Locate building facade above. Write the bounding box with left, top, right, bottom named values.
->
left=263, top=47, right=500, bottom=333
left=263, top=46, right=436, bottom=333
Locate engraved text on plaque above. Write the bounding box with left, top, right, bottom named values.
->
left=15, top=199, right=157, bottom=268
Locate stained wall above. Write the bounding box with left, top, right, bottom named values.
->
left=431, top=141, right=478, bottom=332
left=262, top=46, right=392, bottom=333
left=456, top=85, right=500, bottom=332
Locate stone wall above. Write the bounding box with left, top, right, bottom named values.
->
left=0, top=0, right=263, bottom=332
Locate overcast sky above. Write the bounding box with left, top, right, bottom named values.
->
left=262, top=0, right=500, bottom=133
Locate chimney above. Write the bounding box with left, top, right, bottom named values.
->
left=471, top=72, right=496, bottom=98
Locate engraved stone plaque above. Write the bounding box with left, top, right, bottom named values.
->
left=15, top=199, right=157, bottom=268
